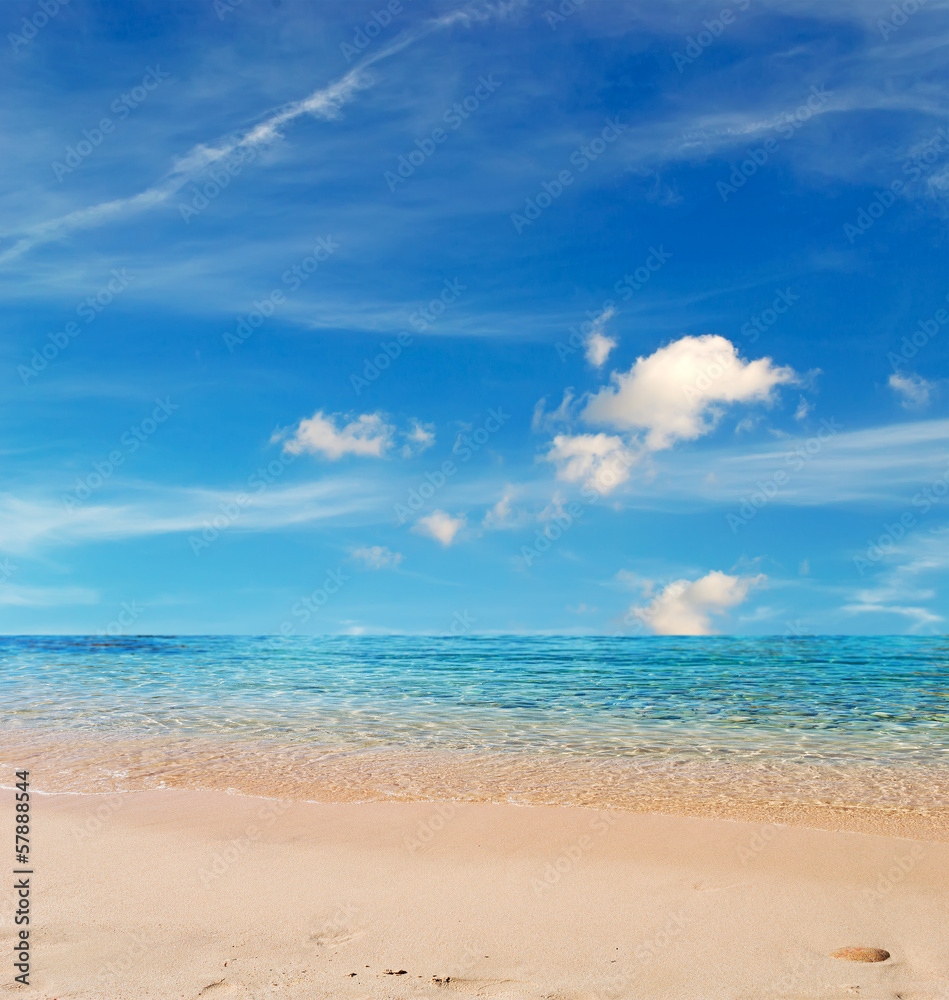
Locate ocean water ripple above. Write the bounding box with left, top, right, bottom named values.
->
left=1, top=635, right=946, bottom=820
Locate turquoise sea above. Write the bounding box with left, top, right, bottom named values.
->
left=1, top=635, right=947, bottom=814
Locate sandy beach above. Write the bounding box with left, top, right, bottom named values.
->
left=5, top=0, right=948, bottom=993
left=3, top=786, right=947, bottom=999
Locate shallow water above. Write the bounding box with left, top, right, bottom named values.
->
left=1, top=635, right=947, bottom=816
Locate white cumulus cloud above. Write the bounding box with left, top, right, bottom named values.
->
left=401, top=419, right=436, bottom=457
left=888, top=372, right=932, bottom=409
left=280, top=410, right=394, bottom=459
left=545, top=433, right=638, bottom=493
left=351, top=545, right=402, bottom=570
left=583, top=306, right=618, bottom=368
left=583, top=334, right=797, bottom=450
left=543, top=335, right=798, bottom=494
left=413, top=510, right=465, bottom=546
left=630, top=570, right=764, bottom=635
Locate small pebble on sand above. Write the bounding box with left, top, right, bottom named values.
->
left=831, top=947, right=890, bottom=963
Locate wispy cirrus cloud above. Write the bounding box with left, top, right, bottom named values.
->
left=3, top=417, right=944, bottom=559
left=671, top=419, right=949, bottom=506
left=0, top=478, right=382, bottom=553
left=482, top=484, right=524, bottom=529
left=0, top=1, right=518, bottom=265
left=843, top=527, right=948, bottom=631
left=351, top=544, right=403, bottom=569
left=0, top=66, right=368, bottom=264
left=0, top=583, right=99, bottom=607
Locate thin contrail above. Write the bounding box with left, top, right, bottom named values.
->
left=0, top=2, right=517, bottom=265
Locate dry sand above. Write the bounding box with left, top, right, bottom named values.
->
left=1, top=787, right=947, bottom=999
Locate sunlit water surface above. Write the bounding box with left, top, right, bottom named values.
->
left=1, top=636, right=946, bottom=818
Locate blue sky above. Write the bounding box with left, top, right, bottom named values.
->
left=2, top=0, right=947, bottom=635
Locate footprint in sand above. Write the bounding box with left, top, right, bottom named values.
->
left=305, top=927, right=364, bottom=948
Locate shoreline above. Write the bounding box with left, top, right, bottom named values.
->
left=3, top=786, right=948, bottom=998
left=2, top=727, right=948, bottom=843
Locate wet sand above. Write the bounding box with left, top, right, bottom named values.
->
left=3, top=727, right=948, bottom=842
